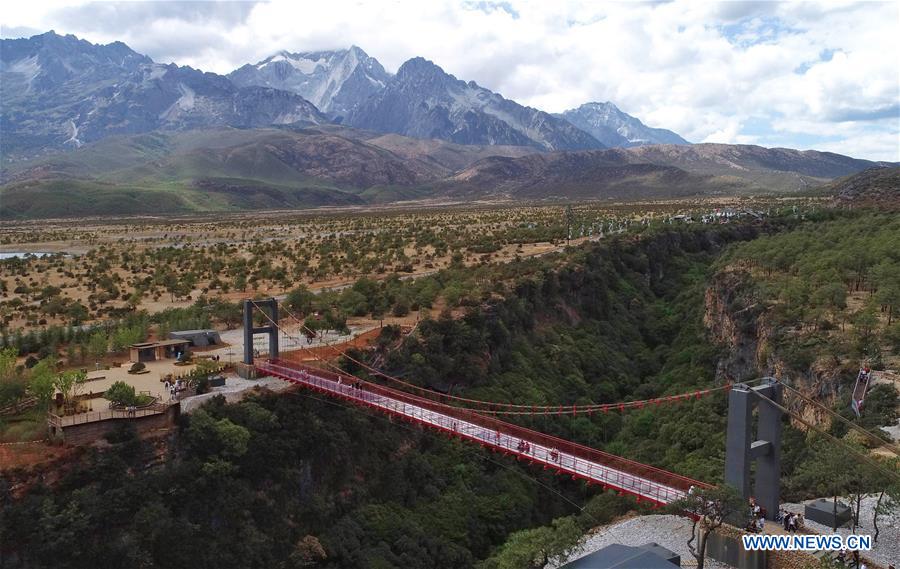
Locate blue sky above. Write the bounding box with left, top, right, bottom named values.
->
left=3, top=0, right=898, bottom=160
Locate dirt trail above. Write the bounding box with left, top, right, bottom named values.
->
left=0, top=441, right=71, bottom=471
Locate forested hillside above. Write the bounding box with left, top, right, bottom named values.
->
left=705, top=211, right=900, bottom=518
left=710, top=212, right=900, bottom=423
left=370, top=223, right=772, bottom=482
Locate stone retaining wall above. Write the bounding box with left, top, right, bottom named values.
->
left=54, top=405, right=179, bottom=445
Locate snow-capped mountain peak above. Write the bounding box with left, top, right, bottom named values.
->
left=229, top=46, right=391, bottom=117
left=557, top=102, right=689, bottom=147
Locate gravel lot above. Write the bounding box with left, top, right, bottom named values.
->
left=781, top=495, right=899, bottom=569
left=546, top=504, right=896, bottom=569
left=180, top=374, right=292, bottom=413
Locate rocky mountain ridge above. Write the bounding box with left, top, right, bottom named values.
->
left=2, top=126, right=893, bottom=219
left=1, top=32, right=326, bottom=160
left=829, top=167, right=900, bottom=210
left=435, top=143, right=890, bottom=197
left=344, top=57, right=604, bottom=151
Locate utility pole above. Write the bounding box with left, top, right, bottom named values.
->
left=565, top=205, right=574, bottom=244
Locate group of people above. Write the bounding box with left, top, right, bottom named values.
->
left=835, top=549, right=872, bottom=568
left=496, top=435, right=557, bottom=462
left=858, top=366, right=871, bottom=382
left=163, top=378, right=187, bottom=401
left=336, top=375, right=364, bottom=391
left=777, top=508, right=803, bottom=532
left=746, top=498, right=808, bottom=534
left=747, top=498, right=768, bottom=533
left=739, top=499, right=883, bottom=568
left=851, top=365, right=872, bottom=417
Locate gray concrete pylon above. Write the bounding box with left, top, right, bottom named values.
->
left=724, top=379, right=783, bottom=520
left=242, top=298, right=280, bottom=364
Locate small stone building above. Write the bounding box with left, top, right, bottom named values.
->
left=129, top=339, right=191, bottom=362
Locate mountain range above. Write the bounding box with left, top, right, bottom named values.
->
left=0, top=32, right=325, bottom=160
left=0, top=31, right=894, bottom=219
left=343, top=56, right=602, bottom=151
left=1, top=32, right=688, bottom=159
left=433, top=143, right=891, bottom=199
left=228, top=48, right=687, bottom=152
left=828, top=166, right=900, bottom=210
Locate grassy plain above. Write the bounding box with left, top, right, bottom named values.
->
left=1, top=197, right=804, bottom=330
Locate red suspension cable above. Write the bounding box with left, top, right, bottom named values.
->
left=259, top=301, right=738, bottom=417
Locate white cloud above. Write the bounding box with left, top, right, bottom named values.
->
left=1, top=0, right=898, bottom=160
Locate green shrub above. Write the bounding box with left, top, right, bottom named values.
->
left=105, top=381, right=137, bottom=406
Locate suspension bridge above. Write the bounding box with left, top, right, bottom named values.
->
left=240, top=298, right=723, bottom=507
left=239, top=297, right=900, bottom=513
left=257, top=358, right=704, bottom=505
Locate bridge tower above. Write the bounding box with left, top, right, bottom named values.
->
left=242, top=298, right=279, bottom=365
left=725, top=378, right=783, bottom=520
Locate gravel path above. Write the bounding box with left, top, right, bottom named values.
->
left=547, top=514, right=731, bottom=569
left=781, top=495, right=899, bottom=568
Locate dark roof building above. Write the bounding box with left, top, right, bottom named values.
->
left=168, top=329, right=222, bottom=347
left=561, top=543, right=680, bottom=569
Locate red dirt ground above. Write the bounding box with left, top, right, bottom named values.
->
left=278, top=325, right=412, bottom=362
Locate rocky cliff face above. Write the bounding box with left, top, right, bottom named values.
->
left=704, top=268, right=845, bottom=423
left=704, top=269, right=774, bottom=382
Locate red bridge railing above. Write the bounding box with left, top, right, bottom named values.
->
left=257, top=359, right=710, bottom=505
